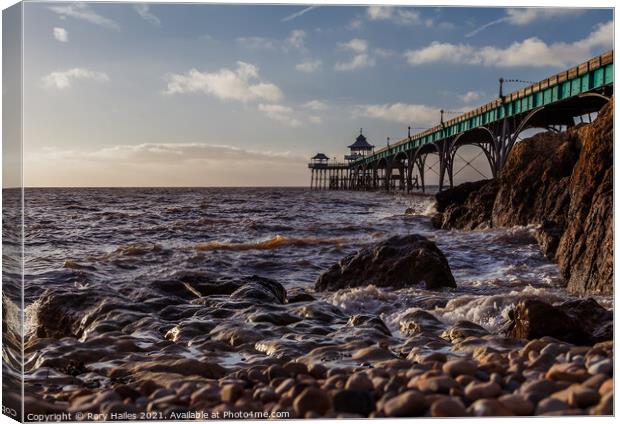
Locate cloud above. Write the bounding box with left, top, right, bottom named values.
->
left=53, top=27, right=68, bottom=43
left=466, top=8, right=584, bottom=37
left=348, top=19, right=363, bottom=30
left=49, top=4, right=120, bottom=31
left=296, top=59, right=322, bottom=73
left=236, top=36, right=275, bottom=49
left=41, top=68, right=109, bottom=89
left=459, top=91, right=482, bottom=103
left=282, top=5, right=319, bottom=22
left=335, top=39, right=375, bottom=71
left=303, top=100, right=328, bottom=111
left=335, top=54, right=375, bottom=72
left=340, top=38, right=368, bottom=53
left=366, top=6, right=422, bottom=25
left=406, top=21, right=612, bottom=68
left=287, top=30, right=306, bottom=49
left=353, top=103, right=441, bottom=127
left=258, top=104, right=301, bottom=127
left=134, top=4, right=161, bottom=26
left=164, top=62, right=283, bottom=103
left=66, top=142, right=305, bottom=163
left=27, top=143, right=309, bottom=187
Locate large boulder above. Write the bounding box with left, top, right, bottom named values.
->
left=503, top=298, right=612, bottom=345
left=315, top=235, right=456, bottom=291
left=556, top=100, right=613, bottom=294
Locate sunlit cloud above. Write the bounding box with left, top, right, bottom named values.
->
left=164, top=61, right=283, bottom=102
left=287, top=29, right=306, bottom=49
left=41, top=68, right=109, bottom=89
left=303, top=100, right=328, bottom=111
left=366, top=6, right=422, bottom=25
left=295, top=59, right=322, bottom=73
left=353, top=103, right=442, bottom=127
left=335, top=54, right=375, bottom=72
left=53, top=27, right=68, bottom=42
left=258, top=104, right=302, bottom=127
left=406, top=21, right=612, bottom=67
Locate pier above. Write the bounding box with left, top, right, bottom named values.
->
left=309, top=50, right=613, bottom=193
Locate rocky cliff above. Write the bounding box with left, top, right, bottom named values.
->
left=432, top=99, right=613, bottom=294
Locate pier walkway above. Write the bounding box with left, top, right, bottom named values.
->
left=309, top=51, right=613, bottom=192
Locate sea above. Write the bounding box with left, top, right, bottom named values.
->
left=2, top=187, right=613, bottom=396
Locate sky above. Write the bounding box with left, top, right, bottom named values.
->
left=17, top=2, right=614, bottom=187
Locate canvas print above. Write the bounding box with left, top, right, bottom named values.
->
left=1, top=2, right=614, bottom=421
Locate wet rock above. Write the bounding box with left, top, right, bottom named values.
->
left=315, top=235, right=456, bottom=291
left=131, top=358, right=226, bottom=379
left=468, top=399, right=513, bottom=416
left=229, top=275, right=287, bottom=304
left=383, top=390, right=428, bottom=417
left=503, top=298, right=612, bottom=345
left=399, top=310, right=445, bottom=335
left=332, top=390, right=375, bottom=416
left=430, top=396, right=467, bottom=417
left=346, top=314, right=391, bottom=336
left=442, top=321, right=488, bottom=341
left=286, top=288, right=315, bottom=303
left=293, top=387, right=331, bottom=417
left=35, top=288, right=118, bottom=339
left=432, top=180, right=498, bottom=230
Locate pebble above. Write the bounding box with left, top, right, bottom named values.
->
left=415, top=376, right=458, bottom=394
left=590, top=391, right=613, bottom=415
left=293, top=387, right=331, bottom=417
left=464, top=381, right=502, bottom=400
left=345, top=373, right=374, bottom=391
left=283, top=362, right=308, bottom=377
left=546, top=363, right=589, bottom=383
left=587, top=359, right=611, bottom=375
left=498, top=394, right=534, bottom=415
left=383, top=390, right=428, bottom=417
left=598, top=379, right=613, bottom=395
left=552, top=384, right=600, bottom=408
left=442, top=359, right=477, bottom=377
left=332, top=389, right=375, bottom=416
left=307, top=363, right=327, bottom=379
left=430, top=397, right=467, bottom=417
left=468, top=399, right=513, bottom=416
left=220, top=384, right=243, bottom=403
left=535, top=397, right=571, bottom=415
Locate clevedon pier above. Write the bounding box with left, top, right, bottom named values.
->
left=309, top=51, right=614, bottom=192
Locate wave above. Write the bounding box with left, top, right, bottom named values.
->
left=196, top=235, right=346, bottom=251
